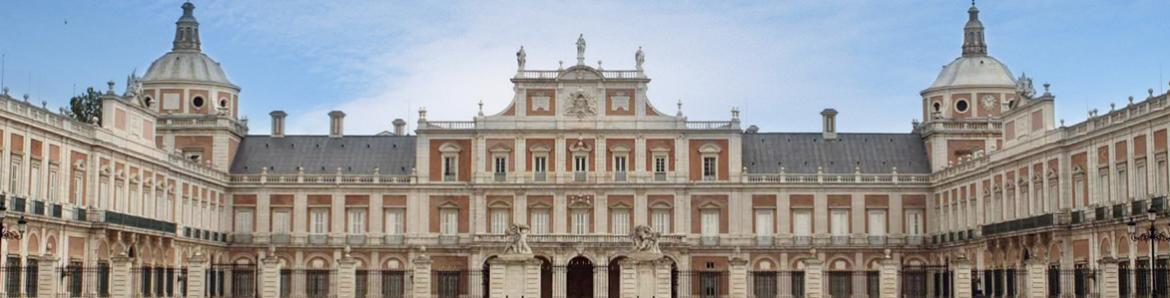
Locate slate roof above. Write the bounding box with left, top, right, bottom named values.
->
left=742, top=133, right=930, bottom=174
left=230, top=135, right=416, bottom=175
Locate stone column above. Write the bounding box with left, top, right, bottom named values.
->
left=952, top=258, right=973, bottom=298
left=259, top=256, right=282, bottom=298
left=1097, top=257, right=1119, bottom=298
left=593, top=264, right=608, bottom=298
left=553, top=261, right=566, bottom=298
left=37, top=254, right=59, bottom=297
left=619, top=253, right=672, bottom=298
left=1024, top=259, right=1047, bottom=298
left=802, top=259, right=824, bottom=298
left=187, top=254, right=209, bottom=298
left=729, top=257, right=749, bottom=298
left=879, top=258, right=898, bottom=298
left=111, top=254, right=134, bottom=298
left=489, top=254, right=541, bottom=298
left=413, top=256, right=433, bottom=298
left=337, top=256, right=358, bottom=298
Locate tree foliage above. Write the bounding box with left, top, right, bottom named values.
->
left=65, top=87, right=103, bottom=125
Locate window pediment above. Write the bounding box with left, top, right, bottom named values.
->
left=439, top=143, right=463, bottom=153
left=530, top=144, right=551, bottom=152
left=609, top=145, right=631, bottom=153
left=489, top=144, right=512, bottom=153
left=649, top=201, right=672, bottom=209
left=699, top=143, right=722, bottom=154
left=651, top=145, right=671, bottom=153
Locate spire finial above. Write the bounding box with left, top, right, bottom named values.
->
left=961, top=1, right=987, bottom=56
left=172, top=2, right=201, bottom=51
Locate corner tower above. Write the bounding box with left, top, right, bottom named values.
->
left=918, top=2, right=1017, bottom=172
left=141, top=2, right=245, bottom=171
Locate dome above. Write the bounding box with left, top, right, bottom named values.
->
left=143, top=51, right=236, bottom=88
left=926, top=55, right=1015, bottom=90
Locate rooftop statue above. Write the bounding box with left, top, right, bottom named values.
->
left=576, top=34, right=587, bottom=65
left=635, top=46, right=645, bottom=71
left=516, top=46, right=526, bottom=70
left=1016, top=73, right=1035, bottom=100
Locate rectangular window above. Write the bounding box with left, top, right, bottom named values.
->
left=348, top=209, right=367, bottom=234
left=702, top=157, right=717, bottom=180
left=442, top=156, right=457, bottom=181
left=755, top=209, right=774, bottom=236
left=531, top=209, right=550, bottom=234
left=651, top=209, right=671, bottom=234
left=30, top=164, right=40, bottom=199
left=700, top=209, right=719, bottom=236
left=72, top=173, right=83, bottom=204
left=129, top=186, right=139, bottom=214
left=493, top=156, right=507, bottom=174
left=98, top=181, right=109, bottom=209
left=793, top=209, right=812, bottom=236
left=310, top=208, right=329, bottom=234
left=614, top=156, right=627, bottom=172
left=830, top=209, right=849, bottom=236
left=439, top=208, right=458, bottom=235
left=271, top=210, right=291, bottom=233
left=1098, top=169, right=1110, bottom=204
left=1136, top=161, right=1148, bottom=198
left=47, top=168, right=58, bottom=202
left=490, top=208, right=509, bottom=234
left=233, top=209, right=253, bottom=233
left=533, top=156, right=547, bottom=173
left=867, top=210, right=887, bottom=235
left=572, top=209, right=589, bottom=235
left=1157, top=159, right=1167, bottom=194
left=115, top=184, right=124, bottom=212
left=654, top=156, right=667, bottom=173
left=8, top=158, right=21, bottom=195
left=1073, top=175, right=1086, bottom=208
left=1118, top=166, right=1129, bottom=201
left=385, top=209, right=404, bottom=235
left=905, top=210, right=923, bottom=235
left=574, top=155, right=588, bottom=172
left=611, top=208, right=630, bottom=235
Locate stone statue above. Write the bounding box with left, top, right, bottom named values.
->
left=125, top=70, right=144, bottom=100
left=576, top=34, right=587, bottom=65
left=516, top=46, right=527, bottom=70
left=631, top=225, right=661, bottom=254
left=1016, top=73, right=1035, bottom=99
left=635, top=46, right=645, bottom=71
left=504, top=224, right=532, bottom=254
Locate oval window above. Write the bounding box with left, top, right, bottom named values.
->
left=143, top=97, right=153, bottom=107
left=219, top=98, right=229, bottom=108
left=932, top=102, right=942, bottom=113
left=955, top=99, right=969, bottom=113
left=192, top=96, right=205, bottom=108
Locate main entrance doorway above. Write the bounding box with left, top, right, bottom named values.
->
left=566, top=256, right=594, bottom=298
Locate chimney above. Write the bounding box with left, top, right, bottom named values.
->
left=820, top=108, right=838, bottom=139
left=269, top=110, right=287, bottom=138
left=392, top=118, right=406, bottom=136
left=329, top=110, right=345, bottom=138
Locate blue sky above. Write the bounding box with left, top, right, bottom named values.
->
left=1, top=1, right=1167, bottom=135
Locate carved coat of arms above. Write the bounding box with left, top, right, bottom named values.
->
left=565, top=91, right=596, bottom=118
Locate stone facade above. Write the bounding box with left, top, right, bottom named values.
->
left=0, top=2, right=1165, bottom=298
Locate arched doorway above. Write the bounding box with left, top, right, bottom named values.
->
left=566, top=256, right=594, bottom=298
left=608, top=257, right=627, bottom=298
left=482, top=257, right=495, bottom=298
left=538, top=256, right=553, bottom=298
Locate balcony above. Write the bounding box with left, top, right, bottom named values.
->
left=654, top=172, right=667, bottom=182
left=1113, top=203, right=1127, bottom=219
left=867, top=235, right=887, bottom=245
left=755, top=235, right=774, bottom=246
left=270, top=233, right=291, bottom=244
left=533, top=172, right=547, bottom=182
left=981, top=213, right=1055, bottom=237
left=792, top=235, right=812, bottom=246
left=442, top=174, right=457, bottom=182
left=493, top=172, right=506, bottom=182
left=384, top=235, right=405, bottom=245
left=573, top=172, right=587, bottom=182
left=906, top=235, right=924, bottom=246
left=613, top=172, right=627, bottom=182
left=831, top=235, right=849, bottom=245
left=102, top=211, right=177, bottom=234
left=702, top=175, right=717, bottom=182
left=308, top=234, right=329, bottom=245
left=439, top=235, right=460, bottom=245
left=231, top=233, right=253, bottom=244
left=347, top=235, right=367, bottom=245
left=700, top=236, right=720, bottom=246
left=473, top=234, right=685, bottom=247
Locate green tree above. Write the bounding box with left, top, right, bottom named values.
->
left=65, top=87, right=103, bottom=125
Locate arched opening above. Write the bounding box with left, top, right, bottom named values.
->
left=670, top=259, right=680, bottom=298
left=538, top=256, right=552, bottom=298
left=481, top=257, right=495, bottom=298
left=608, top=256, right=627, bottom=298
left=566, top=256, right=594, bottom=298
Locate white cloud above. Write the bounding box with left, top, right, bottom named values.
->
left=201, top=1, right=950, bottom=135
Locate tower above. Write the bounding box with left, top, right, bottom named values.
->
left=141, top=2, right=245, bottom=171
left=918, top=2, right=1017, bottom=171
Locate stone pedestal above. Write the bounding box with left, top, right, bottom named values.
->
left=187, top=254, right=209, bottom=298
left=878, top=258, right=899, bottom=298
left=337, top=257, right=358, bottom=298
left=111, top=255, right=134, bottom=298
left=952, top=258, right=972, bottom=298
left=619, top=252, right=672, bottom=298
left=37, top=254, right=59, bottom=297
left=729, top=257, right=749, bottom=298
left=1024, top=259, right=1047, bottom=298
left=1097, top=257, right=1119, bottom=298
left=802, top=259, right=824, bottom=298
left=259, top=256, right=283, bottom=298
left=488, top=254, right=541, bottom=298
left=413, top=256, right=433, bottom=298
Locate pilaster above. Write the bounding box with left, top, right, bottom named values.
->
left=729, top=256, right=749, bottom=298
left=1097, top=257, right=1119, bottom=298
left=413, top=255, right=433, bottom=298
left=37, top=254, right=59, bottom=298
left=879, top=258, right=899, bottom=298
left=259, top=255, right=282, bottom=298
left=952, top=257, right=973, bottom=298
left=1024, top=259, right=1047, bottom=298
left=802, top=259, right=824, bottom=298
left=337, top=256, right=358, bottom=298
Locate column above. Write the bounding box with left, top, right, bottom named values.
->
left=412, top=256, right=432, bottom=298
left=487, top=259, right=505, bottom=298
left=879, top=258, right=898, bottom=298
left=187, top=254, right=209, bottom=298
left=1024, top=259, right=1047, bottom=298
left=729, top=257, right=749, bottom=298
left=803, top=259, right=824, bottom=298
left=593, top=264, right=608, bottom=298
left=259, top=255, right=282, bottom=298
left=110, top=254, right=134, bottom=298
left=1097, top=257, right=1119, bottom=298
left=553, top=260, right=566, bottom=298
left=337, top=256, right=357, bottom=298
left=952, top=257, right=973, bottom=298
left=37, top=254, right=59, bottom=297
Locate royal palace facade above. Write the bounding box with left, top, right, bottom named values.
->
left=0, top=2, right=1166, bottom=298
